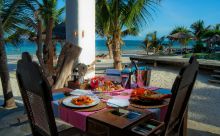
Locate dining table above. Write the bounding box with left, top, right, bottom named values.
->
left=52, top=87, right=172, bottom=136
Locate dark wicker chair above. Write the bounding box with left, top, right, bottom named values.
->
left=128, top=57, right=199, bottom=136
left=159, top=56, right=199, bottom=136
left=16, top=52, right=82, bottom=136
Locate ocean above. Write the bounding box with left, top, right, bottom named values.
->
left=5, top=40, right=195, bottom=55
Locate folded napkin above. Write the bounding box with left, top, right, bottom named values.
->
left=107, top=98, right=130, bottom=107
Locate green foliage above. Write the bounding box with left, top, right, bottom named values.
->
left=193, top=41, right=205, bottom=53
left=0, top=0, right=64, bottom=46
left=203, top=30, right=220, bottom=38
left=0, top=0, right=36, bottom=45
left=36, top=0, right=64, bottom=26
left=142, top=31, right=165, bottom=54
left=183, top=53, right=220, bottom=60
left=169, top=26, right=191, bottom=50
left=170, top=26, right=191, bottom=35
left=96, top=0, right=161, bottom=41
left=190, top=20, right=210, bottom=41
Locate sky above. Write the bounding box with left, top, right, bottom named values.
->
left=58, top=0, right=220, bottom=40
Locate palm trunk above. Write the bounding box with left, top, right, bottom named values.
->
left=146, top=43, right=150, bottom=55
left=36, top=19, right=46, bottom=71
left=112, top=32, right=122, bottom=70
left=44, top=17, right=54, bottom=75
left=168, top=44, right=171, bottom=54
left=52, top=40, right=57, bottom=62
left=0, top=17, right=16, bottom=108
left=106, top=37, right=113, bottom=59
left=36, top=19, right=52, bottom=84
left=112, top=0, right=122, bottom=70
left=147, top=47, right=149, bottom=55
left=36, top=19, right=43, bottom=62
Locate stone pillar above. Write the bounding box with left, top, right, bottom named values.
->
left=66, top=0, right=95, bottom=78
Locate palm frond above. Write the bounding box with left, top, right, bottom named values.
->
left=96, top=0, right=113, bottom=37
left=170, top=26, right=190, bottom=35
left=121, top=27, right=139, bottom=37
left=5, top=26, right=34, bottom=45
left=122, top=0, right=161, bottom=29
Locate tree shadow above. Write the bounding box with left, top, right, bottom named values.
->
left=188, top=128, right=220, bottom=136
left=0, top=96, right=24, bottom=120
left=188, top=87, right=220, bottom=127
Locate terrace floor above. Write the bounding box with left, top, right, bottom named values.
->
left=0, top=57, right=220, bottom=136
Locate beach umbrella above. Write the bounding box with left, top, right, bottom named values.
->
left=204, top=34, right=220, bottom=43
left=203, top=34, right=220, bottom=51
left=167, top=32, right=193, bottom=54
left=167, top=32, right=192, bottom=40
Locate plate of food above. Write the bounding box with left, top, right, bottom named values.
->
left=130, top=88, right=171, bottom=105
left=91, top=77, right=124, bottom=93
left=62, top=95, right=100, bottom=108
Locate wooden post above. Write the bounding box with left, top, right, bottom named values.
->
left=66, top=0, right=96, bottom=78
left=154, top=61, right=157, bottom=67
left=53, top=43, right=82, bottom=89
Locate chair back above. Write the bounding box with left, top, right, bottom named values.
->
left=164, top=56, right=199, bottom=136
left=16, top=52, right=58, bottom=136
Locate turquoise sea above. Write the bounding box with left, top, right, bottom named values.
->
left=5, top=40, right=195, bottom=55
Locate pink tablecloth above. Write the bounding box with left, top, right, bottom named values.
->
left=52, top=100, right=103, bottom=131
left=59, top=106, right=96, bottom=131
left=52, top=88, right=170, bottom=131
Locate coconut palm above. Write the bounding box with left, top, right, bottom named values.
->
left=203, top=24, right=220, bottom=38
left=21, top=0, right=65, bottom=77
left=190, top=20, right=212, bottom=53
left=203, top=24, right=220, bottom=51
left=0, top=0, right=34, bottom=109
left=96, top=0, right=161, bottom=70
left=191, top=20, right=206, bottom=41
left=33, top=0, right=64, bottom=74
left=142, top=31, right=164, bottom=55
left=96, top=3, right=113, bottom=58
left=96, top=2, right=139, bottom=59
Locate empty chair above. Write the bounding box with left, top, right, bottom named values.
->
left=128, top=56, right=199, bottom=136
left=161, top=56, right=199, bottom=136
left=16, top=52, right=82, bottom=136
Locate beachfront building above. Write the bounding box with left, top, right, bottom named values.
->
left=66, top=0, right=96, bottom=78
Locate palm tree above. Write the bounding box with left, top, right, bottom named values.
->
left=203, top=24, right=220, bottom=38
left=34, top=0, right=64, bottom=74
left=190, top=20, right=211, bottom=53
left=96, top=2, right=113, bottom=58
left=0, top=0, right=34, bottom=109
left=169, top=26, right=192, bottom=54
left=143, top=31, right=164, bottom=55
left=203, top=24, right=220, bottom=51
left=22, top=0, right=64, bottom=77
left=96, top=0, right=161, bottom=70
left=190, top=20, right=206, bottom=41
left=96, top=1, right=139, bottom=59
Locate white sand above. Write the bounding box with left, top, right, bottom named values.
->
left=0, top=56, right=220, bottom=136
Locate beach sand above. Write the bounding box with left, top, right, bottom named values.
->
left=0, top=55, right=220, bottom=136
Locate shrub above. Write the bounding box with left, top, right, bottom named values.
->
left=193, top=42, right=205, bottom=53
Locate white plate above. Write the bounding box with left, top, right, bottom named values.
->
left=70, top=89, right=93, bottom=96
left=62, top=96, right=100, bottom=108
left=107, top=98, right=130, bottom=108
